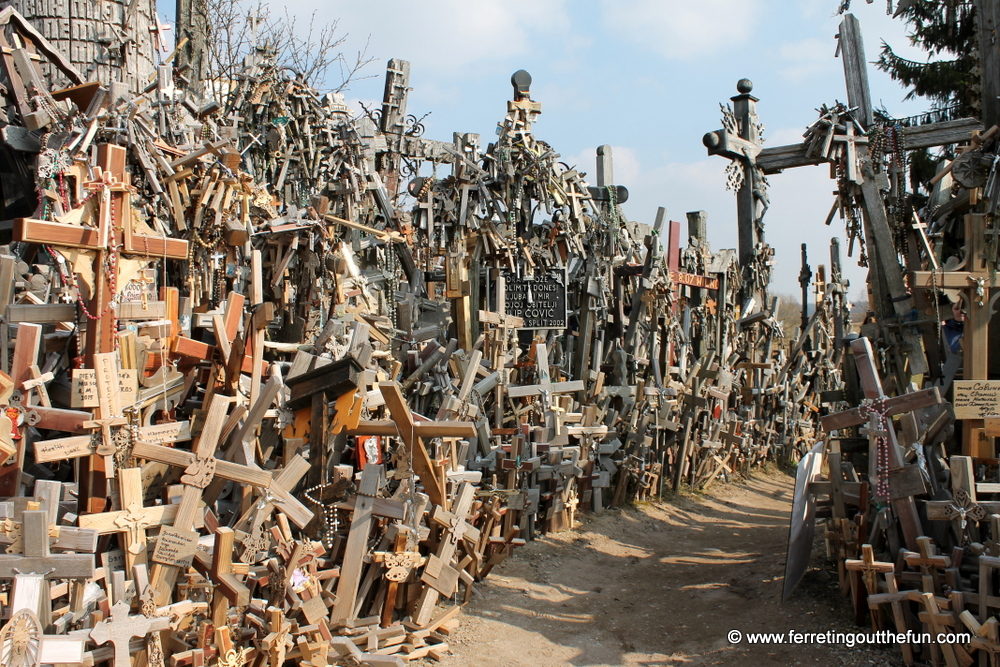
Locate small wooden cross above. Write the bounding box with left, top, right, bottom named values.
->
left=261, top=607, right=293, bottom=667
left=508, top=343, right=584, bottom=401
left=372, top=526, right=425, bottom=627
left=903, top=536, right=950, bottom=594
left=478, top=527, right=526, bottom=579
left=926, top=456, right=998, bottom=544
left=845, top=544, right=893, bottom=625
left=831, top=120, right=869, bottom=184
left=90, top=600, right=153, bottom=667
left=968, top=617, right=1000, bottom=667
left=866, top=573, right=914, bottom=665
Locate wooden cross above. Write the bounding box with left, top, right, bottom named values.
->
left=903, top=536, right=950, bottom=594
left=831, top=120, right=869, bottom=184
left=149, top=13, right=172, bottom=53
left=820, top=337, right=942, bottom=552
left=477, top=527, right=525, bottom=579
left=193, top=527, right=250, bottom=626
left=132, top=395, right=271, bottom=604
left=90, top=600, right=153, bottom=667
left=703, top=79, right=765, bottom=301
left=966, top=616, right=1000, bottom=667
left=0, top=510, right=94, bottom=580
left=912, top=213, right=996, bottom=456
left=867, top=573, right=915, bottom=665
left=371, top=525, right=425, bottom=628
left=261, top=607, right=293, bottom=667
left=77, top=467, right=186, bottom=570
left=926, top=456, right=999, bottom=544
left=13, top=148, right=187, bottom=360
left=508, top=343, right=584, bottom=401
left=355, top=382, right=477, bottom=509
left=845, top=544, right=894, bottom=625
left=413, top=482, right=480, bottom=626
left=330, top=463, right=383, bottom=626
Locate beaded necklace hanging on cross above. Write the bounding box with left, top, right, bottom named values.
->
left=858, top=397, right=892, bottom=507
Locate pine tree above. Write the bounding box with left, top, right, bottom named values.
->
left=873, top=1, right=979, bottom=118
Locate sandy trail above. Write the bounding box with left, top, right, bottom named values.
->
left=428, top=469, right=903, bottom=667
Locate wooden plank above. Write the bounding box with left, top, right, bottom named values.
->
left=953, top=381, right=1000, bottom=420
left=331, top=464, right=383, bottom=626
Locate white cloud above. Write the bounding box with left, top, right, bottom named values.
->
left=276, top=0, right=572, bottom=75
left=599, top=0, right=758, bottom=60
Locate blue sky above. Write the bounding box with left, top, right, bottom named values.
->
left=168, top=1, right=938, bottom=300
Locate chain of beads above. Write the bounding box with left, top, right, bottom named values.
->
left=303, top=483, right=340, bottom=550
left=858, top=398, right=892, bottom=507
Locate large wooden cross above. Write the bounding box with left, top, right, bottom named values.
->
left=348, top=382, right=477, bottom=509
left=703, top=77, right=765, bottom=300
left=13, top=147, right=188, bottom=360
left=820, top=337, right=943, bottom=552
left=413, top=482, right=480, bottom=626
left=77, top=467, right=186, bottom=571
left=707, top=15, right=985, bottom=377
left=912, top=213, right=996, bottom=456
left=330, top=463, right=383, bottom=626
left=132, top=395, right=272, bottom=603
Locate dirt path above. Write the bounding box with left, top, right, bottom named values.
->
left=430, top=468, right=903, bottom=667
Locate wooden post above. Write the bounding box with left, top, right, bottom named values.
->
left=977, top=0, right=1000, bottom=129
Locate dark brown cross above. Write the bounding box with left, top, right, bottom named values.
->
left=820, top=337, right=942, bottom=552
left=903, top=536, right=950, bottom=595
left=478, top=528, right=526, bottom=579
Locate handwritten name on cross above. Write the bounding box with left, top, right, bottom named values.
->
left=83, top=352, right=128, bottom=459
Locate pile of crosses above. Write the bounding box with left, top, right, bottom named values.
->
left=765, top=8, right=1000, bottom=666
left=0, top=4, right=849, bottom=666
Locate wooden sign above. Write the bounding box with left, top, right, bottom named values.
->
left=101, top=548, right=126, bottom=572
left=34, top=435, right=94, bottom=463
left=498, top=269, right=567, bottom=330
left=669, top=269, right=720, bottom=290
left=135, top=421, right=191, bottom=445
left=71, top=369, right=138, bottom=408
left=151, top=526, right=199, bottom=567
left=953, top=381, right=1000, bottom=419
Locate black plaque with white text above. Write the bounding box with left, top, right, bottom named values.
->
left=500, top=269, right=567, bottom=330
